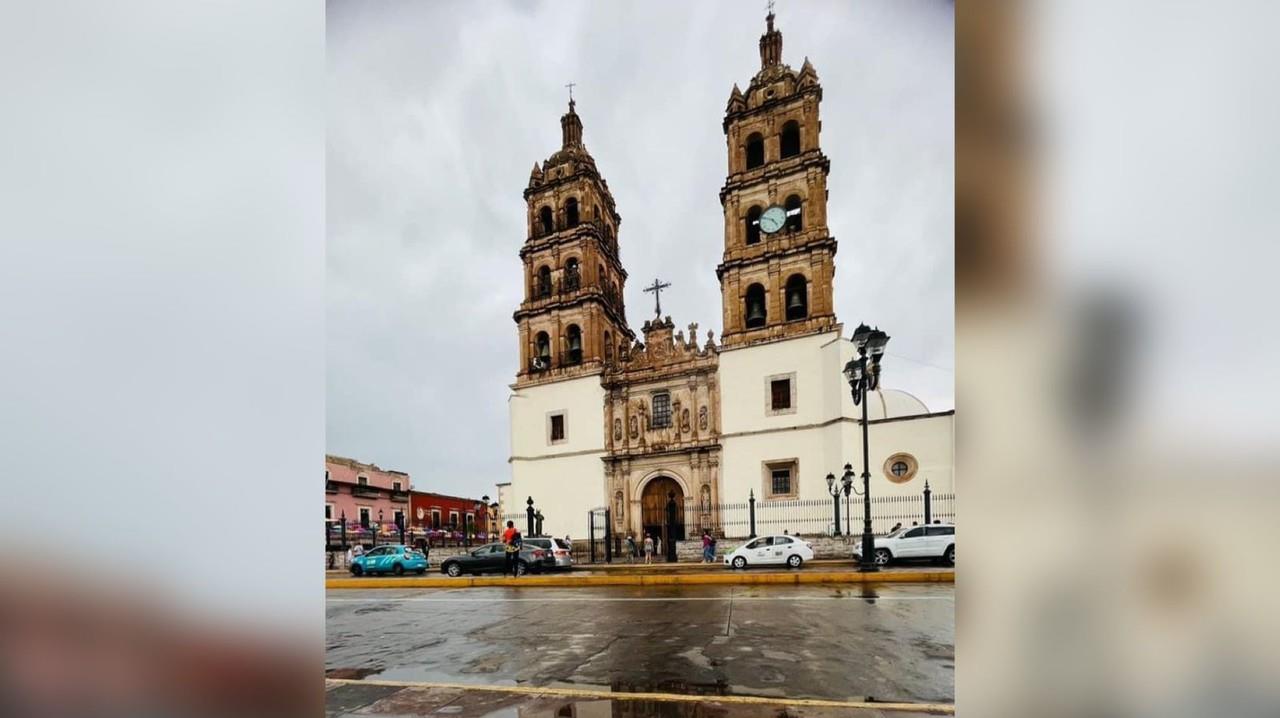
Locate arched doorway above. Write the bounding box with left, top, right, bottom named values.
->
left=640, top=476, right=685, bottom=557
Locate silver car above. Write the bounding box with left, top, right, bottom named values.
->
left=523, top=537, right=574, bottom=569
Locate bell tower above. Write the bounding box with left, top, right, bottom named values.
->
left=514, top=98, right=634, bottom=385
left=717, top=11, right=839, bottom=348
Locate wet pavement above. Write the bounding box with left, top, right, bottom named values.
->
left=326, top=583, right=953, bottom=715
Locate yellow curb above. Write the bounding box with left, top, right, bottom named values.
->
left=325, top=677, right=955, bottom=714
left=325, top=570, right=953, bottom=590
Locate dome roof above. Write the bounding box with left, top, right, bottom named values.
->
left=861, top=388, right=930, bottom=421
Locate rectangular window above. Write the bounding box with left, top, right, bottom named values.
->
left=449, top=511, right=460, bottom=528
left=771, top=468, right=792, bottom=495
left=393, top=510, right=404, bottom=528
left=358, top=506, right=371, bottom=527
left=550, top=413, right=565, bottom=442
left=652, top=392, right=672, bottom=428
left=392, top=481, right=402, bottom=492
left=431, top=510, right=441, bottom=530
left=324, top=503, right=333, bottom=520
left=764, top=459, right=799, bottom=498
left=357, top=476, right=368, bottom=486
left=770, top=379, right=791, bottom=410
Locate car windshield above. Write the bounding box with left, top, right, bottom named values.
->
left=884, top=528, right=905, bottom=539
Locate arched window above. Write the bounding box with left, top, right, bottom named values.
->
left=593, top=205, right=601, bottom=220
left=745, top=133, right=765, bottom=169
left=539, top=206, right=554, bottom=235
left=784, top=194, right=803, bottom=232
left=780, top=120, right=801, bottom=158
left=564, top=258, right=580, bottom=291
left=785, top=273, right=808, bottom=321
left=537, top=265, right=552, bottom=298
left=744, top=283, right=767, bottom=329
left=565, top=198, right=579, bottom=227
left=566, top=324, right=583, bottom=365
left=534, top=332, right=551, bottom=369
left=745, top=206, right=762, bottom=245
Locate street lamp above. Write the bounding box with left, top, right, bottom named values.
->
left=824, top=472, right=842, bottom=536
left=842, top=322, right=889, bottom=572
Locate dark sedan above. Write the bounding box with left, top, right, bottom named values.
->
left=439, top=542, right=553, bottom=577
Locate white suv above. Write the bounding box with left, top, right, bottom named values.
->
left=854, top=523, right=955, bottom=567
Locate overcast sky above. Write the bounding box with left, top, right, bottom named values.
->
left=326, top=0, right=953, bottom=497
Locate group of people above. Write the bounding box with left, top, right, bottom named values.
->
left=620, top=529, right=719, bottom=564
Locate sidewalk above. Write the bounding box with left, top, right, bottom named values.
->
left=325, top=563, right=953, bottom=589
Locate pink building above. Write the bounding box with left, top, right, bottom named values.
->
left=325, top=454, right=411, bottom=532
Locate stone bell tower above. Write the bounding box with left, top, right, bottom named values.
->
left=514, top=99, right=634, bottom=386
left=717, top=11, right=839, bottom=348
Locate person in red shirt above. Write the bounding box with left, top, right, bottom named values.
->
left=501, top=520, right=522, bottom=577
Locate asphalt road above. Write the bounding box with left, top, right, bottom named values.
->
left=326, top=583, right=953, bottom=714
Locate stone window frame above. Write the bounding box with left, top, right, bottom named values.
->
left=764, top=372, right=798, bottom=416
left=547, top=410, right=568, bottom=445
left=358, top=506, right=372, bottom=527
left=883, top=452, right=919, bottom=484
left=762, top=458, right=800, bottom=499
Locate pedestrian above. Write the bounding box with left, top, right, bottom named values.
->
left=352, top=543, right=365, bottom=559
left=784, top=529, right=789, bottom=536
left=889, top=522, right=902, bottom=534
left=701, top=530, right=715, bottom=564
left=643, top=534, right=654, bottom=564
left=502, top=520, right=522, bottom=577
left=625, top=534, right=637, bottom=563
left=655, top=534, right=662, bottom=560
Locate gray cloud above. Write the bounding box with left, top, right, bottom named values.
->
left=327, top=0, right=953, bottom=495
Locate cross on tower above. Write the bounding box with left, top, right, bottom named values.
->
left=642, top=278, right=671, bottom=318
left=565, top=81, right=576, bottom=103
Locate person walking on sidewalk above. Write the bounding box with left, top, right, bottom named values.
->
left=643, top=534, right=654, bottom=564
left=502, top=520, right=522, bottom=577
left=655, top=534, right=662, bottom=560
left=701, top=529, right=715, bottom=563
left=625, top=534, right=637, bottom=563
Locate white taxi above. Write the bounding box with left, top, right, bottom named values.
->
left=724, top=534, right=814, bottom=569
left=854, top=523, right=955, bottom=566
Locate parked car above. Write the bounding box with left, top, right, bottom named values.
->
left=854, top=523, right=955, bottom=566
left=523, top=537, right=574, bottom=569
left=438, top=542, right=554, bottom=577
left=349, top=544, right=429, bottom=576
left=724, top=535, right=814, bottom=569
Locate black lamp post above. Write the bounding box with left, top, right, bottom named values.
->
left=843, top=322, right=889, bottom=572
left=825, top=470, right=855, bottom=537
left=824, top=472, right=842, bottom=536
left=377, top=509, right=384, bottom=548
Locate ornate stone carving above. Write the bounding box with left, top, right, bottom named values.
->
left=681, top=408, right=691, bottom=433
left=628, top=415, right=638, bottom=439
left=699, top=405, right=708, bottom=430
left=613, top=418, right=622, bottom=441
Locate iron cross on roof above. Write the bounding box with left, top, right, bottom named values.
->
left=642, top=278, right=671, bottom=318
left=565, top=81, right=576, bottom=102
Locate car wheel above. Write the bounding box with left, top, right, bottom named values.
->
left=873, top=548, right=892, bottom=566
left=350, top=564, right=363, bottom=576
left=944, top=545, right=955, bottom=566
left=392, top=563, right=404, bottom=576
left=732, top=556, right=747, bottom=570
left=787, top=554, right=803, bottom=569
left=445, top=563, right=462, bottom=577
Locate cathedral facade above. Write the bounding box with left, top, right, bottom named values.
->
left=508, top=13, right=954, bottom=541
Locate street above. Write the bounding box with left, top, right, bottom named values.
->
left=326, top=583, right=953, bottom=715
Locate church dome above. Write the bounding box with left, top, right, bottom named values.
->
left=861, top=388, right=930, bottom=421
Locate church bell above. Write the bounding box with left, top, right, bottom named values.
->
left=746, top=301, right=766, bottom=324
left=786, top=291, right=805, bottom=312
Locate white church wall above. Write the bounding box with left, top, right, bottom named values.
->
left=719, top=330, right=847, bottom=435
left=508, top=374, right=606, bottom=539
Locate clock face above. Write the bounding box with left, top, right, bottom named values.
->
left=759, top=205, right=787, bottom=234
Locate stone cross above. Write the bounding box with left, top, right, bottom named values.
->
left=642, top=278, right=671, bottom=318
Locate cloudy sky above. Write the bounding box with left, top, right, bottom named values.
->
left=327, top=0, right=953, bottom=497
